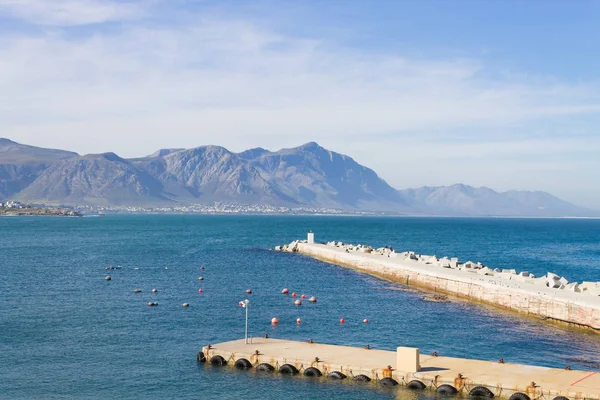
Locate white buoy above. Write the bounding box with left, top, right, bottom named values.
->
left=182, top=303, right=189, bottom=307
left=134, top=289, right=141, bottom=293
left=152, top=288, right=157, bottom=293
left=105, top=276, right=111, bottom=281
left=294, top=299, right=302, bottom=306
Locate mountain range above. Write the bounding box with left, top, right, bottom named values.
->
left=0, top=138, right=594, bottom=216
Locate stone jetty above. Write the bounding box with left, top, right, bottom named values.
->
left=275, top=234, right=600, bottom=331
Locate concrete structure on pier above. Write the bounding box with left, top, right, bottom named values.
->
left=202, top=338, right=600, bottom=400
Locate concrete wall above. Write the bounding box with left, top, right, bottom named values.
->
left=296, top=243, right=600, bottom=332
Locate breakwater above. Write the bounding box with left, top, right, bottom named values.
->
left=276, top=234, right=600, bottom=331
left=201, top=338, right=600, bottom=400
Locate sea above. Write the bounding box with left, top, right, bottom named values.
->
left=1, top=215, right=600, bottom=399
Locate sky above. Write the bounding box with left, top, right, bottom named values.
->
left=0, top=0, right=599, bottom=208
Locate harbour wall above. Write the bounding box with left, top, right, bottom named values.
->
left=290, top=242, right=600, bottom=332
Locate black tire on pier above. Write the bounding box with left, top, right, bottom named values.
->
left=407, top=380, right=426, bottom=390
left=469, top=386, right=495, bottom=398
left=197, top=352, right=206, bottom=363
left=552, top=397, right=569, bottom=400
left=379, top=377, right=399, bottom=386
left=353, top=374, right=371, bottom=382
left=255, top=363, right=275, bottom=372
left=279, top=364, right=299, bottom=375
left=234, top=358, right=252, bottom=370
left=303, top=367, right=322, bottom=377
left=328, top=371, right=347, bottom=380
left=508, top=393, right=531, bottom=400
left=436, top=384, right=458, bottom=395
left=209, top=355, right=227, bottom=366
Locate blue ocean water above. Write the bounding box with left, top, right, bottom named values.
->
left=1, top=215, right=600, bottom=399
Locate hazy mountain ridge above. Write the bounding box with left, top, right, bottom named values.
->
left=0, top=138, right=594, bottom=216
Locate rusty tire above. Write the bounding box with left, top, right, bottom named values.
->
left=279, top=364, right=299, bottom=375
left=407, top=380, right=426, bottom=390
left=304, top=367, right=322, bottom=377
left=234, top=358, right=252, bottom=370
left=436, top=384, right=458, bottom=395
left=328, top=371, right=347, bottom=380
left=508, top=393, right=531, bottom=400
left=209, top=355, right=227, bottom=366
left=469, top=386, right=494, bottom=398
left=255, top=363, right=275, bottom=372
left=379, top=377, right=399, bottom=386
left=353, top=374, right=371, bottom=382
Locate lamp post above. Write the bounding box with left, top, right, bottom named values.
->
left=240, top=299, right=250, bottom=344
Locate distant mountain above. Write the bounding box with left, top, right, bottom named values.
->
left=398, top=184, right=591, bottom=217
left=0, top=138, right=594, bottom=216
left=0, top=138, right=77, bottom=199
left=18, top=153, right=169, bottom=206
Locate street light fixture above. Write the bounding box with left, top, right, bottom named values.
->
left=239, top=299, right=250, bottom=344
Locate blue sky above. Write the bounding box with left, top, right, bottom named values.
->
left=0, top=0, right=599, bottom=208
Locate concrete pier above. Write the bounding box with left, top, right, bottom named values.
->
left=202, top=338, right=600, bottom=400
left=278, top=240, right=600, bottom=332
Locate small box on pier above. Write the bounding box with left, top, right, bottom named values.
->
left=397, top=347, right=420, bottom=373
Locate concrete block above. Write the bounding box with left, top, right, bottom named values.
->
left=396, top=347, right=420, bottom=373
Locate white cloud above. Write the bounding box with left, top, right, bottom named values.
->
left=0, top=1, right=599, bottom=207
left=0, top=0, right=144, bottom=26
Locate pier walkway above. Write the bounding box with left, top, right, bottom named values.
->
left=202, top=338, right=600, bottom=400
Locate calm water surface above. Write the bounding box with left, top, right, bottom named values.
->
left=1, top=215, right=600, bottom=399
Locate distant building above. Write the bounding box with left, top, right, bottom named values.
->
left=5, top=200, right=22, bottom=209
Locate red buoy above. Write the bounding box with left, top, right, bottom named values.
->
left=296, top=318, right=301, bottom=324
left=282, top=288, right=289, bottom=294
left=301, top=294, right=306, bottom=299
left=291, top=292, right=297, bottom=298
left=198, top=289, right=203, bottom=293
left=271, top=317, right=279, bottom=325
left=340, top=318, right=345, bottom=324
left=363, top=319, right=369, bottom=323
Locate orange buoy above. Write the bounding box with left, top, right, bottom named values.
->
left=198, top=289, right=203, bottom=293
left=340, top=318, right=345, bottom=324
left=301, top=294, right=306, bottom=299
left=296, top=318, right=301, bottom=324
left=198, top=276, right=204, bottom=281
left=363, top=319, right=369, bottom=323
left=271, top=317, right=279, bottom=325
left=246, top=289, right=252, bottom=294
left=282, top=288, right=289, bottom=294
left=291, top=292, right=297, bottom=298
left=308, top=296, right=317, bottom=303
left=294, top=299, right=302, bottom=306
